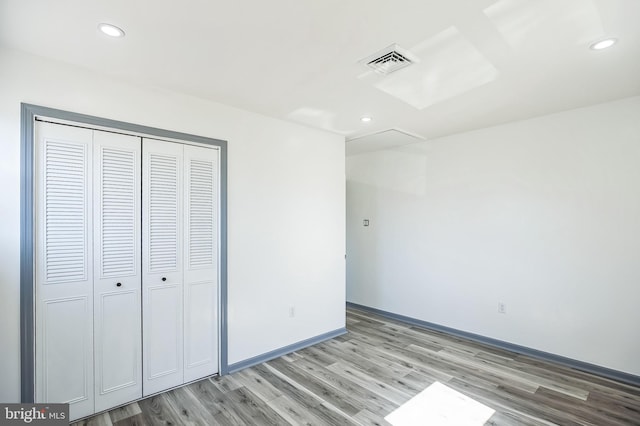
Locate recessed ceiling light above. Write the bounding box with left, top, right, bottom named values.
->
left=590, top=38, right=617, bottom=50
left=98, top=23, right=125, bottom=38
left=361, top=116, right=372, bottom=123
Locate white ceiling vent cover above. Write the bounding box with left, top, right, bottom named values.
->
left=359, top=44, right=417, bottom=75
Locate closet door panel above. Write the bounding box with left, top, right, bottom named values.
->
left=142, top=138, right=184, bottom=396
left=93, top=131, right=142, bottom=412
left=147, top=285, right=182, bottom=375
left=35, top=122, right=94, bottom=421
left=97, top=292, right=138, bottom=387
left=42, top=298, right=90, bottom=405
left=184, top=281, right=217, bottom=380
left=183, top=145, right=219, bottom=382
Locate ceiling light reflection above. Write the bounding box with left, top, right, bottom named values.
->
left=98, top=23, right=125, bottom=38
left=590, top=38, right=617, bottom=50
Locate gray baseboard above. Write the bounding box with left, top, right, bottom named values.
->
left=226, top=327, right=347, bottom=374
left=347, top=302, right=640, bottom=388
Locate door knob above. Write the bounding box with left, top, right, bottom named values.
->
left=162, top=277, right=167, bottom=282
left=116, top=282, right=122, bottom=287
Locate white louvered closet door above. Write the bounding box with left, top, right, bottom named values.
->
left=183, top=145, right=219, bottom=382
left=35, top=122, right=220, bottom=416
left=35, top=122, right=95, bottom=421
left=142, top=138, right=184, bottom=396
left=93, top=131, right=142, bottom=412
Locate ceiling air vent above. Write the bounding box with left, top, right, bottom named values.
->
left=359, top=43, right=417, bottom=75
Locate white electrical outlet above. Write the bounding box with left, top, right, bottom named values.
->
left=498, top=302, right=506, bottom=314
left=289, top=306, right=295, bottom=318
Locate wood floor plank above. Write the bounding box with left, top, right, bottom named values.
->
left=72, top=412, right=113, bottom=426
left=191, top=384, right=248, bottom=426
left=414, top=343, right=584, bottom=397
left=398, top=342, right=542, bottom=394
left=76, top=307, right=640, bottom=425
left=587, top=388, right=640, bottom=418
left=207, top=374, right=242, bottom=393
left=267, top=394, right=331, bottom=426
left=327, top=360, right=413, bottom=405
left=441, top=379, right=559, bottom=426
left=220, top=386, right=289, bottom=425
left=534, top=386, right=638, bottom=426
left=433, top=346, right=590, bottom=400
left=513, top=354, right=640, bottom=397
left=111, top=414, right=147, bottom=426
left=326, top=339, right=414, bottom=378
left=267, top=357, right=365, bottom=415
left=252, top=363, right=327, bottom=408
left=312, top=402, right=363, bottom=426
left=348, top=321, right=442, bottom=352
left=137, top=394, right=184, bottom=426
left=108, top=402, right=142, bottom=424
left=379, top=339, right=532, bottom=393
left=296, top=345, right=339, bottom=367
left=232, top=368, right=283, bottom=402
left=183, top=379, right=225, bottom=417
left=292, top=356, right=399, bottom=415
left=353, top=408, right=393, bottom=426
left=486, top=411, right=552, bottom=426
left=447, top=378, right=595, bottom=426
left=475, top=349, right=516, bottom=364
left=346, top=316, right=362, bottom=327
left=163, top=386, right=222, bottom=425
left=346, top=339, right=455, bottom=384
left=346, top=310, right=386, bottom=326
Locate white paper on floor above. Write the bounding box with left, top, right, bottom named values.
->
left=384, top=381, right=495, bottom=426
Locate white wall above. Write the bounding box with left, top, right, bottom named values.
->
left=347, top=96, right=640, bottom=376
left=0, top=46, right=346, bottom=402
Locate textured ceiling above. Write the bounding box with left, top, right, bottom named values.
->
left=2, top=0, right=639, bottom=143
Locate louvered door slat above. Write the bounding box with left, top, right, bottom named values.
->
left=148, top=153, right=179, bottom=271
left=188, top=159, right=215, bottom=268
left=44, top=141, right=87, bottom=283
left=101, top=147, right=136, bottom=276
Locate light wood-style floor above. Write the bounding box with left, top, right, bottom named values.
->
left=74, top=307, right=640, bottom=425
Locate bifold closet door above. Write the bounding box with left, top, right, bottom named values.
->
left=142, top=139, right=184, bottom=395
left=92, top=131, right=142, bottom=412
left=35, top=122, right=142, bottom=420
left=142, top=139, right=219, bottom=395
left=35, top=122, right=95, bottom=421
left=183, top=145, right=219, bottom=382
left=35, top=122, right=218, bottom=415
